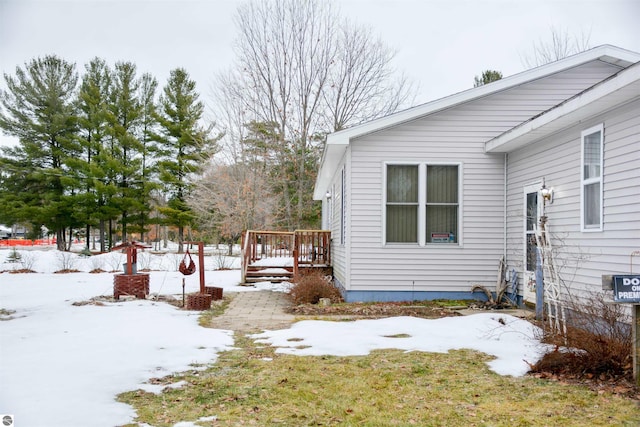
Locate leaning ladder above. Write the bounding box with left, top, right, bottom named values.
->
left=535, top=217, right=567, bottom=335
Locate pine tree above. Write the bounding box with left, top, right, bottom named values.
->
left=129, top=72, right=159, bottom=242
left=104, top=61, right=144, bottom=245
left=153, top=68, right=215, bottom=252
left=71, top=57, right=112, bottom=251
left=0, top=55, right=80, bottom=250
left=474, top=70, right=503, bottom=87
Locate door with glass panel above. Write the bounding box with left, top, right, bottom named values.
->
left=523, top=183, right=542, bottom=304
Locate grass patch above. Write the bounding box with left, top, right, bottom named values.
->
left=0, top=308, right=17, bottom=320
left=432, top=299, right=475, bottom=307
left=119, top=335, right=640, bottom=426
left=288, top=299, right=465, bottom=319
left=383, top=333, right=412, bottom=338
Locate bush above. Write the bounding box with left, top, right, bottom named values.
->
left=288, top=270, right=343, bottom=305
left=80, top=247, right=92, bottom=257
left=7, top=247, right=22, bottom=263
left=531, top=292, right=632, bottom=381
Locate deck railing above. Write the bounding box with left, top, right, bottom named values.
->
left=241, top=229, right=331, bottom=283
left=294, top=229, right=331, bottom=266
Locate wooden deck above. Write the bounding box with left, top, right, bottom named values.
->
left=241, top=230, right=331, bottom=283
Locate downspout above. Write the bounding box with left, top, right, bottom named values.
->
left=503, top=153, right=508, bottom=259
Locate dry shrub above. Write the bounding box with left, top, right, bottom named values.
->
left=288, top=270, right=343, bottom=305
left=532, top=292, right=632, bottom=381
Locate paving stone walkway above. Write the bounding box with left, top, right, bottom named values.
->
left=208, top=290, right=535, bottom=334
left=209, top=290, right=296, bottom=333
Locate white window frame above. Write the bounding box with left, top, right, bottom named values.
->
left=523, top=181, right=543, bottom=274
left=580, top=124, right=604, bottom=232
left=383, top=161, right=462, bottom=246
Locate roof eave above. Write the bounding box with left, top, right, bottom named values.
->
left=327, top=45, right=640, bottom=146
left=313, top=45, right=640, bottom=198
left=485, top=61, right=640, bottom=153
left=313, top=141, right=348, bottom=200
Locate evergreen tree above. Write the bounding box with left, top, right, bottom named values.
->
left=474, top=70, right=503, bottom=87
left=0, top=55, right=80, bottom=250
left=104, top=61, right=144, bottom=245
left=153, top=68, right=215, bottom=252
left=71, top=57, right=112, bottom=251
left=129, top=72, right=159, bottom=242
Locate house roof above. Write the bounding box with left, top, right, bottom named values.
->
left=313, top=45, right=640, bottom=200
left=485, top=60, right=640, bottom=153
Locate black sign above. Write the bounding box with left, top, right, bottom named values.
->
left=613, top=275, right=640, bottom=303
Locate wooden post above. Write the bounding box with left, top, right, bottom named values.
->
left=634, top=305, right=640, bottom=386
left=535, top=246, right=544, bottom=321
left=198, top=241, right=205, bottom=294
left=183, top=241, right=206, bottom=294
left=125, top=246, right=135, bottom=275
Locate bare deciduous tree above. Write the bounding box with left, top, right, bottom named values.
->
left=521, top=25, right=592, bottom=68
left=323, top=22, right=414, bottom=131
left=210, top=0, right=415, bottom=229
left=188, top=161, right=276, bottom=254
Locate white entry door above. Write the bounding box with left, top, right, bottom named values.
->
left=522, top=183, right=542, bottom=304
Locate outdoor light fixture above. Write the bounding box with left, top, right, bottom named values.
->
left=540, top=181, right=554, bottom=204
left=325, top=190, right=332, bottom=199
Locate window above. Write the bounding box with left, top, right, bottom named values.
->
left=385, top=163, right=460, bottom=245
left=581, top=125, right=603, bottom=231
left=386, top=165, right=419, bottom=243
left=426, top=165, right=458, bottom=243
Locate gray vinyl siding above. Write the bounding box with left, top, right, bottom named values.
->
left=342, top=60, right=625, bottom=294
left=349, top=119, right=504, bottom=293
left=328, top=154, right=349, bottom=290
left=505, top=99, right=640, bottom=297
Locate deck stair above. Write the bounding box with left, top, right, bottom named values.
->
left=244, top=264, right=294, bottom=283
left=241, top=230, right=331, bottom=284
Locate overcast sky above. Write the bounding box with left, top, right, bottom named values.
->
left=1, top=0, right=639, bottom=147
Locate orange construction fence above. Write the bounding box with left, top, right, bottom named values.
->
left=0, top=239, right=57, bottom=247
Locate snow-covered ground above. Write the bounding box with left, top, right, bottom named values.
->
left=0, top=247, right=549, bottom=427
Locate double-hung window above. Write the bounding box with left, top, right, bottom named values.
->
left=581, top=124, right=603, bottom=231
left=426, top=165, right=459, bottom=243
left=385, top=163, right=460, bottom=245
left=386, top=165, right=419, bottom=243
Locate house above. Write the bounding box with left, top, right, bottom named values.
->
left=0, top=224, right=27, bottom=240
left=313, top=45, right=640, bottom=304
